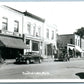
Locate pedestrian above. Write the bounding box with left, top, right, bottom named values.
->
left=66, top=53, right=70, bottom=61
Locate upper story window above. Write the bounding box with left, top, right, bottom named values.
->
left=38, top=26, right=41, bottom=37
left=51, top=31, right=54, bottom=40
left=46, top=29, right=49, bottom=39
left=27, top=22, right=31, bottom=35
left=75, top=39, right=77, bottom=45
left=78, top=40, right=80, bottom=46
left=2, top=17, right=8, bottom=30
left=70, top=38, right=73, bottom=44
left=33, top=24, right=36, bottom=36
left=14, top=20, right=19, bottom=32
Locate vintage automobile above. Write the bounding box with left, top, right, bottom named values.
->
left=15, top=52, right=43, bottom=64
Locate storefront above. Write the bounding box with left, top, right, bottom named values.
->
left=67, top=44, right=82, bottom=58
left=24, top=34, right=43, bottom=56
left=0, top=34, right=28, bottom=59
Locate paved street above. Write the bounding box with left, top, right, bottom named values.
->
left=0, top=58, right=84, bottom=79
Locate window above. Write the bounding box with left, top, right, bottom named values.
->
left=46, top=29, right=49, bottom=38
left=26, top=39, right=30, bottom=45
left=78, top=40, right=80, bottom=46
left=70, top=38, right=73, bottom=44
left=2, top=17, right=8, bottom=30
left=51, top=31, right=54, bottom=40
left=75, top=39, right=77, bottom=45
left=27, top=22, right=31, bottom=35
left=38, top=26, right=41, bottom=36
left=33, top=24, right=36, bottom=36
left=14, top=20, right=19, bottom=32
left=32, top=41, right=39, bottom=51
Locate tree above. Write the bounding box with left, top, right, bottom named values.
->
left=74, top=27, right=84, bottom=38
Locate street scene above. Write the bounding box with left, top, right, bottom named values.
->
left=0, top=58, right=84, bottom=79
left=0, top=2, right=84, bottom=80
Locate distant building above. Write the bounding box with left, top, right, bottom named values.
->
left=58, top=34, right=82, bottom=58
left=80, top=38, right=84, bottom=57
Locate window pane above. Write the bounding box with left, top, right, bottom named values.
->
left=27, top=22, right=31, bottom=34
left=26, top=39, right=30, bottom=45
left=38, top=26, right=41, bottom=36
left=32, top=41, right=39, bottom=51
left=14, top=21, right=19, bottom=32
left=47, top=29, right=49, bottom=38
left=33, top=24, right=36, bottom=36
left=2, top=17, right=8, bottom=30
left=52, top=31, right=54, bottom=40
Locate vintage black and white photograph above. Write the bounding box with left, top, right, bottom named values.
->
left=0, top=1, right=84, bottom=80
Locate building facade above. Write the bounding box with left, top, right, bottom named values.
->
left=0, top=5, right=27, bottom=59
left=43, top=22, right=57, bottom=58
left=22, top=11, right=45, bottom=57
left=0, top=5, right=57, bottom=59
left=58, top=34, right=82, bottom=58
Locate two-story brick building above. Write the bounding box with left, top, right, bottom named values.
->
left=58, top=34, right=82, bottom=58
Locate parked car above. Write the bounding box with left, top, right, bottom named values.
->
left=15, top=52, right=43, bottom=64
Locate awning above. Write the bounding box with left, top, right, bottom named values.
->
left=0, top=35, right=28, bottom=49
left=69, top=46, right=74, bottom=50
left=75, top=46, right=82, bottom=52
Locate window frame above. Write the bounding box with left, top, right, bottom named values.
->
left=46, top=28, right=49, bottom=39
left=14, top=20, right=19, bottom=32
left=2, top=17, right=8, bottom=30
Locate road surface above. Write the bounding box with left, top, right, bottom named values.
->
left=0, top=59, right=83, bottom=79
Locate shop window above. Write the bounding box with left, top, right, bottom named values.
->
left=32, top=41, right=39, bottom=51
left=2, top=17, right=8, bottom=30
left=46, top=29, right=49, bottom=39
left=14, top=20, right=19, bottom=32
left=51, top=31, right=54, bottom=40
left=27, top=22, right=31, bottom=35
left=26, top=39, right=30, bottom=45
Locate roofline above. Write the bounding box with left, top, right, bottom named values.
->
left=23, top=11, right=45, bottom=22
left=2, top=5, right=23, bottom=14
left=3, top=5, right=45, bottom=22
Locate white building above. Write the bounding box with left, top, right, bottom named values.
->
left=0, top=5, right=23, bottom=36
left=0, top=5, right=27, bottom=59
left=22, top=11, right=45, bottom=57
left=0, top=5, right=57, bottom=59
left=43, top=22, right=57, bottom=58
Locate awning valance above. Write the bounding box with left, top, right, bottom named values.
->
left=75, top=46, right=82, bottom=52
left=0, top=35, right=28, bottom=49
left=69, top=46, right=74, bottom=50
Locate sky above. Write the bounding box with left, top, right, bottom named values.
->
left=0, top=1, right=84, bottom=35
